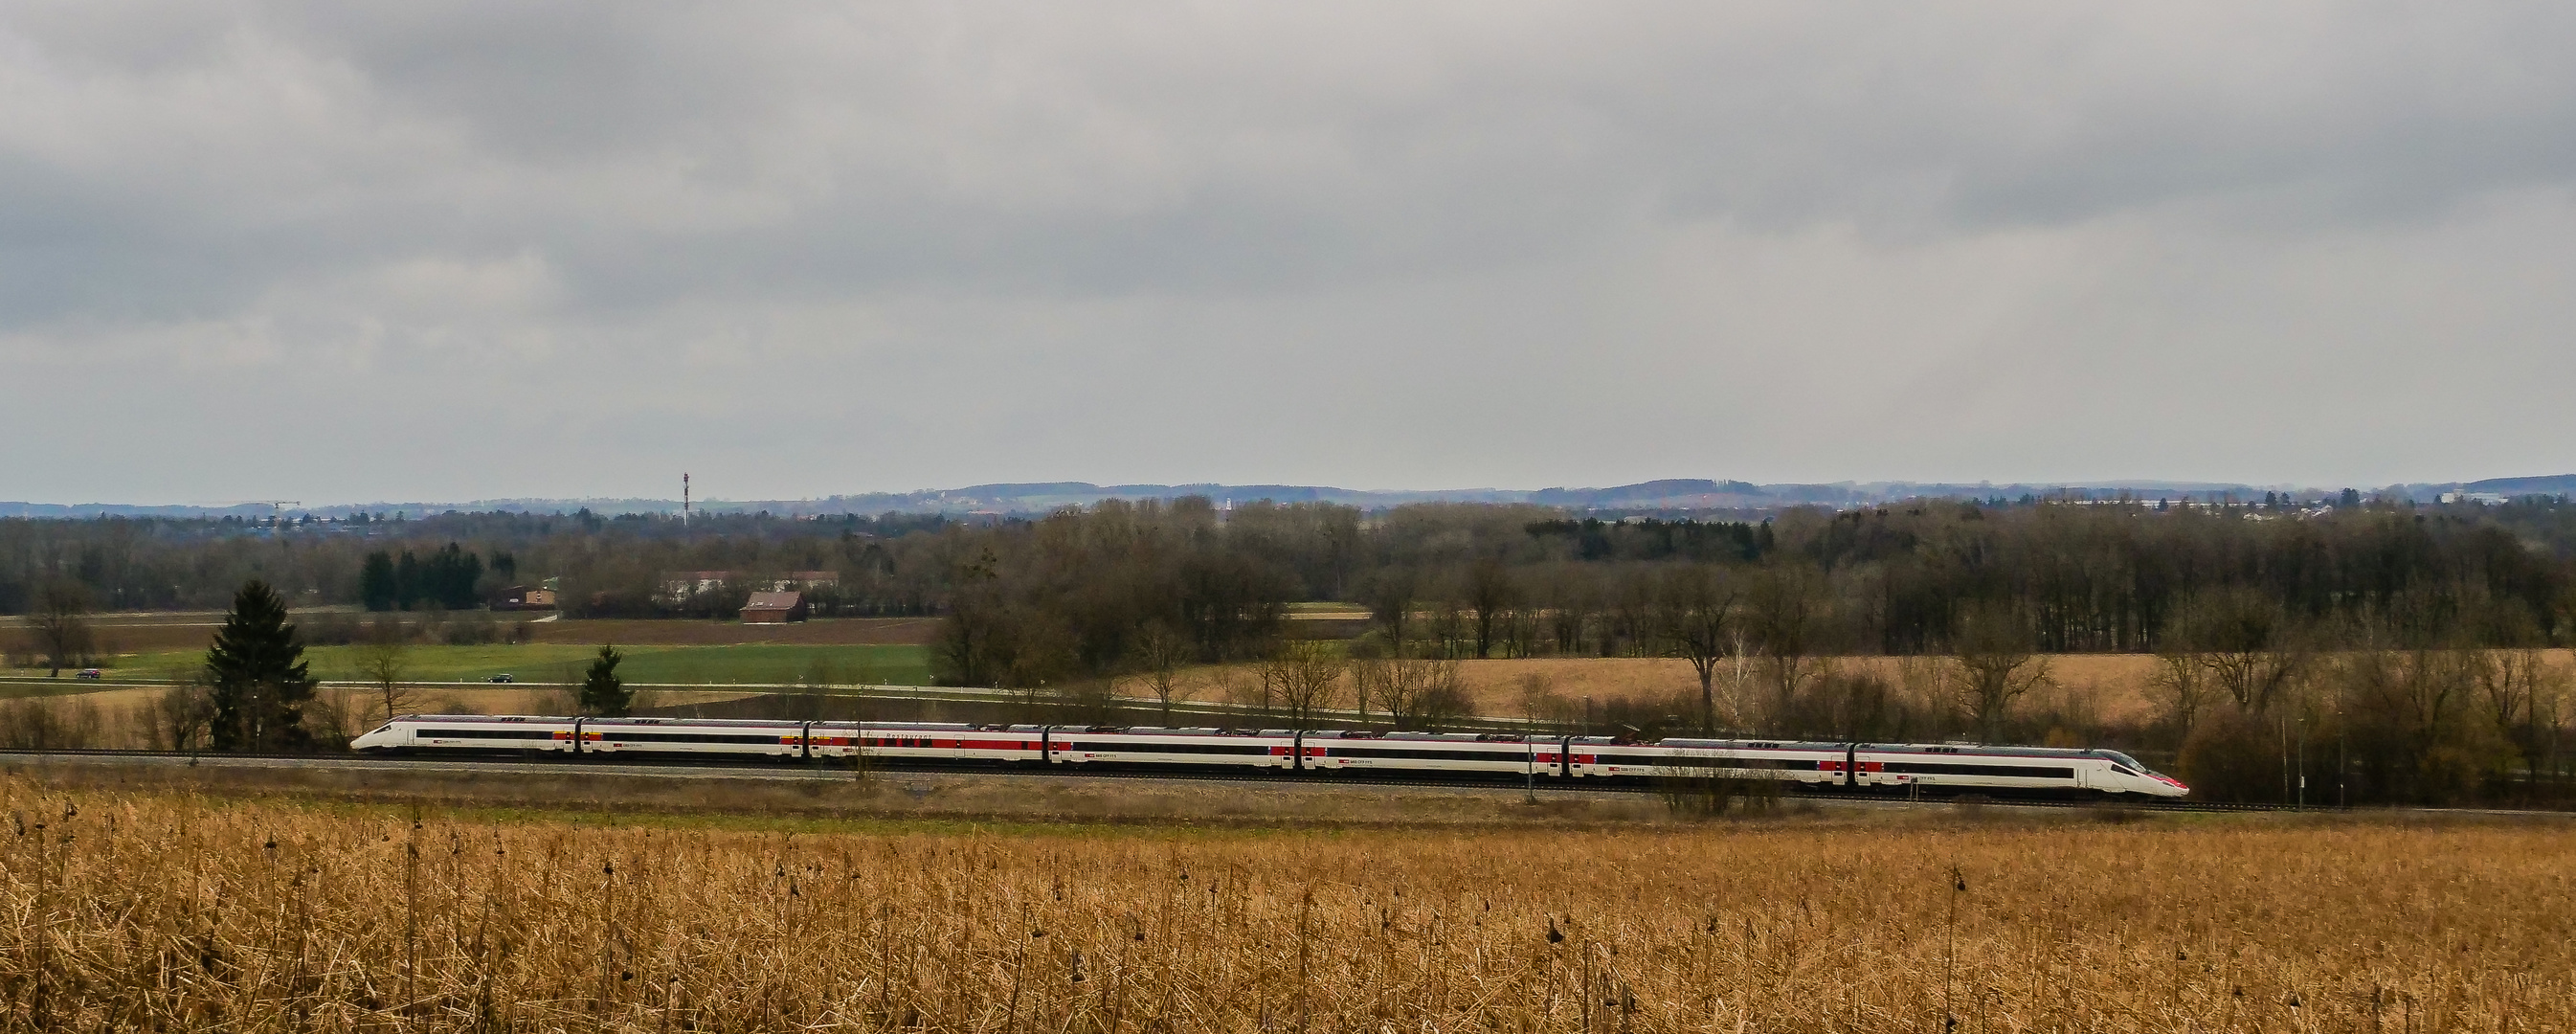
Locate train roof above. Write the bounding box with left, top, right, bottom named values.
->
left=1658, top=737, right=2133, bottom=760
left=1650, top=738, right=1846, bottom=752
left=391, top=715, right=2128, bottom=759
left=398, top=714, right=568, bottom=723
left=400, top=714, right=814, bottom=729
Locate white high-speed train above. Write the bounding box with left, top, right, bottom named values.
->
left=351, top=716, right=2189, bottom=798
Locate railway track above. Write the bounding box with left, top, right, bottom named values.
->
left=7, top=747, right=2556, bottom=819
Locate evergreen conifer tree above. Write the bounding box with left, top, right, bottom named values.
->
left=358, top=551, right=397, bottom=611
left=205, top=580, right=318, bottom=751
left=393, top=551, right=422, bottom=609
left=579, top=644, right=631, bottom=716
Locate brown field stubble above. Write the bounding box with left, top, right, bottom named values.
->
left=1160, top=654, right=2183, bottom=725
left=1170, top=651, right=2576, bottom=729
left=2, top=781, right=2569, bottom=1032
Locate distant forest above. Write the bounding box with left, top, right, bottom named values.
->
left=11, top=496, right=2576, bottom=803
left=5, top=496, right=2573, bottom=661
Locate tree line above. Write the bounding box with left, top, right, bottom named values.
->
left=918, top=496, right=2570, bottom=665
left=356, top=544, right=500, bottom=611
left=10, top=494, right=2576, bottom=804
left=908, top=497, right=2576, bottom=807
left=9, top=498, right=2568, bottom=645
left=0, top=510, right=952, bottom=618
left=7, top=488, right=2574, bottom=804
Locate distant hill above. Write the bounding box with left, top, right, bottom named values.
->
left=16, top=474, right=2571, bottom=519
left=2460, top=475, right=2576, bottom=498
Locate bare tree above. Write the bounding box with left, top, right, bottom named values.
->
left=2170, top=588, right=2309, bottom=713
left=2475, top=647, right=2561, bottom=790
left=1742, top=565, right=1827, bottom=731
left=0, top=696, right=103, bottom=749
left=1463, top=558, right=1520, bottom=659
left=1129, top=619, right=1196, bottom=723
left=2334, top=647, right=2490, bottom=804
left=1811, top=664, right=1897, bottom=742
left=1654, top=564, right=1739, bottom=733
left=1354, top=652, right=1468, bottom=731
left=1050, top=677, right=1122, bottom=724
left=1360, top=568, right=1419, bottom=653
left=149, top=681, right=217, bottom=752
left=31, top=582, right=95, bottom=678
left=1950, top=603, right=2050, bottom=743
left=352, top=616, right=418, bottom=723
left=1501, top=603, right=1540, bottom=659
left=1349, top=651, right=1388, bottom=723
left=1892, top=654, right=1946, bottom=727
left=1513, top=671, right=1563, bottom=724
left=1259, top=640, right=1347, bottom=726
left=1608, top=568, right=1659, bottom=657
left=1407, top=660, right=1473, bottom=731
left=2149, top=642, right=2217, bottom=738
left=1534, top=563, right=1599, bottom=657
left=1423, top=596, right=1468, bottom=660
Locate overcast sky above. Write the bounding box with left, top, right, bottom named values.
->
left=5, top=2, right=2574, bottom=504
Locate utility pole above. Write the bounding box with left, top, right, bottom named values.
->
left=2339, top=705, right=2348, bottom=809
left=2279, top=712, right=2291, bottom=805
left=2296, top=715, right=2306, bottom=810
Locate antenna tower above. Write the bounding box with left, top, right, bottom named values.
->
left=683, top=473, right=692, bottom=526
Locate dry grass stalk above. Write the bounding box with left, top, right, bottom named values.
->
left=0, top=778, right=2569, bottom=1031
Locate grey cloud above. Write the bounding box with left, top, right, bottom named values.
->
left=4, top=1, right=2575, bottom=502
left=20, top=2, right=2576, bottom=298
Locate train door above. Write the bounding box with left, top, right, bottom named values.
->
left=1847, top=746, right=1883, bottom=787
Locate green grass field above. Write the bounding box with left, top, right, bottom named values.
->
left=64, top=643, right=932, bottom=687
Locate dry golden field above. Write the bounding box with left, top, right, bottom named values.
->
left=1157, top=654, right=2182, bottom=725
left=1, top=778, right=2568, bottom=1032
left=1167, top=650, right=2576, bottom=729
left=1439, top=655, right=2171, bottom=725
